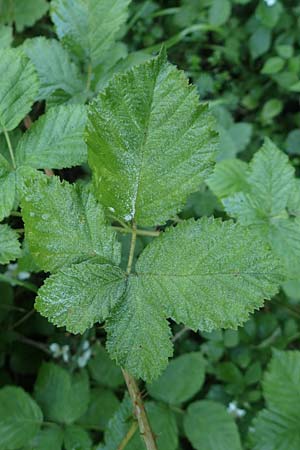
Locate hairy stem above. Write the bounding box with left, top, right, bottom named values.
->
left=122, top=220, right=158, bottom=450
left=113, top=225, right=160, bottom=237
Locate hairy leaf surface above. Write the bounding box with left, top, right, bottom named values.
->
left=36, top=262, right=126, bottom=333
left=0, top=224, right=21, bottom=264
left=0, top=49, right=39, bottom=132
left=87, top=52, right=218, bottom=226
left=51, top=0, right=130, bottom=67
left=23, top=38, right=85, bottom=101
left=15, top=105, right=87, bottom=169
left=0, top=155, right=15, bottom=220
left=21, top=174, right=121, bottom=272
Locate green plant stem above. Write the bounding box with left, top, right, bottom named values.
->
left=122, top=220, right=158, bottom=450
left=3, top=127, right=16, bottom=169
left=113, top=226, right=160, bottom=238
left=86, top=62, right=92, bottom=92
left=118, top=420, right=139, bottom=450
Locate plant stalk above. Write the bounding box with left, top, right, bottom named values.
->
left=122, top=220, right=158, bottom=450
left=113, top=225, right=160, bottom=238
left=3, top=127, right=16, bottom=169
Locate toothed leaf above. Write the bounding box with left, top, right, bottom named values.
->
left=0, top=224, right=21, bottom=264
left=87, top=52, right=217, bottom=226
left=21, top=174, right=121, bottom=272
left=15, top=105, right=87, bottom=169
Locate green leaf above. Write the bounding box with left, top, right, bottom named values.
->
left=0, top=224, right=21, bottom=264
left=250, top=27, right=271, bottom=59
left=78, top=387, right=120, bottom=431
left=0, top=155, right=16, bottom=220
left=0, top=386, right=43, bottom=450
left=100, top=395, right=133, bottom=450
left=15, top=105, right=87, bottom=169
left=207, top=159, right=249, bottom=199
left=64, top=425, right=92, bottom=450
left=87, top=52, right=217, bottom=226
left=23, top=425, right=64, bottom=450
left=253, top=350, right=300, bottom=449
left=269, top=218, right=300, bottom=279
left=256, top=1, right=283, bottom=29
left=106, top=274, right=173, bottom=381
left=21, top=174, right=121, bottom=272
left=184, top=400, right=242, bottom=450
left=36, top=261, right=126, bottom=333
left=34, top=363, right=90, bottom=424
left=0, top=25, right=13, bottom=48
left=261, top=99, right=283, bottom=121
left=0, top=49, right=39, bottom=132
left=23, top=37, right=85, bottom=101
left=261, top=57, right=285, bottom=74
left=88, top=343, right=124, bottom=389
left=51, top=0, right=130, bottom=67
left=285, top=129, right=300, bottom=155
left=224, top=139, right=294, bottom=224
left=147, top=352, right=205, bottom=405
left=0, top=0, right=48, bottom=32
left=209, top=0, right=231, bottom=26
left=107, top=217, right=281, bottom=380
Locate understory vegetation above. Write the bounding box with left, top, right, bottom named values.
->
left=1, top=1, right=300, bottom=449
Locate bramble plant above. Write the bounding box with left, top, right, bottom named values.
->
left=1, top=1, right=300, bottom=450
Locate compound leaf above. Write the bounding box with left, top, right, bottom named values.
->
left=23, top=37, right=85, bottom=101
left=0, top=386, right=43, bottom=450
left=23, top=425, right=64, bottom=450
left=21, top=174, right=121, bottom=272
left=224, top=139, right=294, bottom=223
left=184, top=400, right=242, bottom=450
left=15, top=104, right=87, bottom=169
left=51, top=0, right=130, bottom=67
left=87, top=52, right=217, bottom=226
left=36, top=261, right=126, bottom=333
left=207, top=158, right=249, bottom=199
left=0, top=48, right=39, bottom=132
left=34, top=362, right=89, bottom=425
left=0, top=224, right=21, bottom=264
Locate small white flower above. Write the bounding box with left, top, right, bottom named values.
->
left=77, top=348, right=92, bottom=368
left=18, top=271, right=30, bottom=280
left=264, top=0, right=277, bottom=6
left=61, top=345, right=70, bottom=363
left=227, top=401, right=246, bottom=419
left=49, top=343, right=61, bottom=358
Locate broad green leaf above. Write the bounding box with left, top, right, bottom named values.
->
left=261, top=57, right=285, bottom=75
left=285, top=129, right=300, bottom=155
left=107, top=217, right=281, bottom=380
left=147, top=352, right=205, bottom=405
left=0, top=25, right=12, bottom=48
left=209, top=0, right=231, bottom=26
left=64, top=425, right=92, bottom=450
left=261, top=99, right=283, bottom=122
left=184, top=400, right=242, bottom=450
left=23, top=425, right=64, bottom=450
left=87, top=52, right=217, bottom=226
left=15, top=105, right=87, bottom=169
left=0, top=49, right=39, bottom=132
left=23, top=38, right=85, bottom=101
left=0, top=386, right=43, bottom=450
left=88, top=343, right=124, bottom=389
left=21, top=174, right=121, bottom=272
left=0, top=224, right=21, bottom=264
left=253, top=350, right=300, bottom=449
left=224, top=139, right=294, bottom=223
left=250, top=27, right=271, bottom=59
left=106, top=274, right=173, bottom=381
left=126, top=402, right=178, bottom=450
left=207, top=159, right=249, bottom=198
left=228, top=122, right=252, bottom=154
left=0, top=0, right=48, bottom=32
left=34, top=363, right=90, bottom=424
left=78, top=387, right=120, bottom=430
left=0, top=154, right=16, bottom=220
left=51, top=0, right=130, bottom=67
left=256, top=1, right=283, bottom=29
left=36, top=261, right=126, bottom=333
